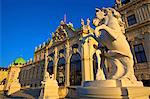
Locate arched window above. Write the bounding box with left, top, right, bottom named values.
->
left=70, top=53, right=82, bottom=86
left=47, top=53, right=54, bottom=75
left=93, top=53, right=98, bottom=80
left=57, top=57, right=65, bottom=86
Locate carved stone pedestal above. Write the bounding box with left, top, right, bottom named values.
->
left=77, top=80, right=150, bottom=99
left=7, top=79, right=21, bottom=95
left=39, top=75, right=59, bottom=99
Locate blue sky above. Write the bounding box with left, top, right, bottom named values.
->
left=1, top=0, right=115, bottom=67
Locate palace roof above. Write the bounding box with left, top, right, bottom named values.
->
left=12, top=57, right=26, bottom=65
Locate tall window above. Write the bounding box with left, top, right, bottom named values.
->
left=134, top=44, right=147, bottom=63
left=47, top=53, right=54, bottom=75
left=127, top=14, right=137, bottom=26
left=47, top=61, right=53, bottom=75
left=57, top=57, right=65, bottom=86
left=122, top=0, right=130, bottom=4
left=70, top=53, right=82, bottom=86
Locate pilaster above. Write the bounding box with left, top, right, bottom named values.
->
left=54, top=47, right=58, bottom=79
left=42, top=47, right=49, bottom=82
left=65, top=41, right=70, bottom=86
left=81, top=39, right=91, bottom=82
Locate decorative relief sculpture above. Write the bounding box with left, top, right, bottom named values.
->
left=95, top=49, right=106, bottom=80
left=52, top=23, right=68, bottom=43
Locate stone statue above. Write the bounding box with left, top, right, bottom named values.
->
left=93, top=8, right=137, bottom=81
left=95, top=49, right=106, bottom=80
left=39, top=72, right=59, bottom=99
left=81, top=18, right=94, bottom=35
left=77, top=7, right=150, bottom=99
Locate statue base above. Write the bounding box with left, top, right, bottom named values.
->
left=7, top=79, right=21, bottom=95
left=83, top=79, right=143, bottom=87
left=77, top=80, right=150, bottom=99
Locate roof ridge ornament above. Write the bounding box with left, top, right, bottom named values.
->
left=81, top=18, right=93, bottom=35
left=115, top=0, right=122, bottom=8
left=60, top=20, right=65, bottom=25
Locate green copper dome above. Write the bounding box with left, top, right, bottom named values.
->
left=12, top=57, right=26, bottom=65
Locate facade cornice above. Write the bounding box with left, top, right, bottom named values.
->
left=126, top=19, right=150, bottom=33
left=118, top=0, right=149, bottom=12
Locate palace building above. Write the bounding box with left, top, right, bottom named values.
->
left=116, top=0, right=150, bottom=86
left=1, top=0, right=150, bottom=98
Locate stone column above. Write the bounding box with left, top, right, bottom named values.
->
left=81, top=38, right=92, bottom=83
left=43, top=47, right=49, bottom=81
left=54, top=47, right=58, bottom=79
left=81, top=36, right=99, bottom=83
left=65, top=41, right=70, bottom=86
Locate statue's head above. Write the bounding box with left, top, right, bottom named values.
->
left=106, top=8, right=125, bottom=33
left=95, top=8, right=106, bottom=20
left=93, top=8, right=125, bottom=33
left=93, top=8, right=106, bottom=26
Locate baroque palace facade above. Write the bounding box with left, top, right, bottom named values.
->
left=116, top=0, right=150, bottom=86
left=1, top=0, right=150, bottom=97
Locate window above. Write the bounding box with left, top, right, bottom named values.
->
left=47, top=61, right=53, bottom=75
left=57, top=58, right=65, bottom=86
left=72, top=44, right=79, bottom=49
left=47, top=53, right=54, bottom=75
left=134, top=44, right=147, bottom=63
left=49, top=53, right=54, bottom=57
left=93, top=53, right=98, bottom=80
left=122, top=0, right=130, bottom=4
left=59, top=49, right=64, bottom=54
left=70, top=53, right=82, bottom=86
left=127, top=14, right=137, bottom=26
